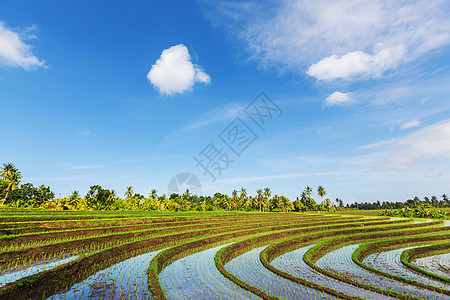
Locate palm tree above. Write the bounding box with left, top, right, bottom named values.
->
left=305, top=186, right=313, bottom=200
left=107, top=190, right=117, bottom=204
left=442, top=194, right=449, bottom=204
left=257, top=189, right=263, bottom=212
left=182, top=189, right=190, bottom=201
left=317, top=185, right=326, bottom=204
left=1, top=163, right=18, bottom=180
left=240, top=187, right=247, bottom=208
left=232, top=190, right=239, bottom=210
left=125, top=186, right=134, bottom=199
left=150, top=189, right=158, bottom=200
left=263, top=187, right=271, bottom=212
left=2, top=170, right=22, bottom=206
left=220, top=195, right=231, bottom=210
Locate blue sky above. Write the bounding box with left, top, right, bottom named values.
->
left=1, top=0, right=450, bottom=203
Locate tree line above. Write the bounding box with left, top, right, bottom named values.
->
left=1, top=163, right=448, bottom=212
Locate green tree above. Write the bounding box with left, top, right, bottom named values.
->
left=86, top=185, right=114, bottom=209
left=1, top=163, right=22, bottom=206
left=220, top=194, right=231, bottom=210
left=301, top=186, right=316, bottom=211
left=125, top=186, right=134, bottom=199
left=263, top=187, right=271, bottom=212
left=231, top=189, right=239, bottom=211
left=317, top=185, right=326, bottom=203
left=257, top=189, right=263, bottom=212
left=240, top=187, right=247, bottom=209
left=1, top=163, right=18, bottom=180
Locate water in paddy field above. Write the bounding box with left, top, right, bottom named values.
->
left=47, top=250, right=162, bottom=300
left=160, top=244, right=261, bottom=300
left=0, top=255, right=79, bottom=287
left=414, top=252, right=450, bottom=279
left=226, top=245, right=336, bottom=300
left=364, top=246, right=450, bottom=290
left=317, top=244, right=447, bottom=299
left=272, top=244, right=396, bottom=300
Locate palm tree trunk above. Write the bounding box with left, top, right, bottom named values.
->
left=1, top=190, right=10, bottom=206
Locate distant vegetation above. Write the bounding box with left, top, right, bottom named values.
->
left=1, top=162, right=448, bottom=217
left=379, top=206, right=448, bottom=219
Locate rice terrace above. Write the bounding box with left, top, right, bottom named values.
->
left=0, top=206, right=449, bottom=299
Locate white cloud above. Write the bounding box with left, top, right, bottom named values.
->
left=425, top=169, right=442, bottom=177
left=324, top=92, right=353, bottom=106
left=207, top=1, right=450, bottom=75
left=0, top=21, right=46, bottom=70
left=360, top=119, right=450, bottom=170
left=147, top=44, right=210, bottom=96
left=307, top=44, right=405, bottom=80
left=400, top=119, right=420, bottom=130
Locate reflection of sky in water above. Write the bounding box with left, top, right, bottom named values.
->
left=273, top=244, right=395, bottom=299
left=226, top=246, right=334, bottom=300
left=0, top=256, right=79, bottom=287
left=47, top=250, right=161, bottom=300
left=317, top=244, right=446, bottom=299
left=365, top=247, right=450, bottom=290
left=415, top=252, right=450, bottom=279
left=160, top=244, right=260, bottom=300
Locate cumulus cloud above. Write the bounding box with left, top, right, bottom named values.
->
left=147, top=44, right=210, bottom=96
left=400, top=120, right=421, bottom=130
left=0, top=21, right=46, bottom=70
left=307, top=45, right=405, bottom=80
left=206, top=1, right=450, bottom=76
left=324, top=92, right=353, bottom=106
left=360, top=119, right=450, bottom=170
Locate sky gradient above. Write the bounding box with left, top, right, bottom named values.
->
left=1, top=0, right=450, bottom=204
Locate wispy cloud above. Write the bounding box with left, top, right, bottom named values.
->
left=62, top=163, right=107, bottom=170
left=400, top=119, right=420, bottom=130
left=76, top=129, right=91, bottom=135
left=162, top=102, right=246, bottom=145
left=218, top=170, right=365, bottom=186
left=0, top=21, right=46, bottom=70
left=205, top=1, right=450, bottom=76
left=27, top=174, right=96, bottom=182
left=360, top=119, right=450, bottom=170
left=424, top=169, right=442, bottom=177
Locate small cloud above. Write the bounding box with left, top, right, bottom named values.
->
left=307, top=44, right=405, bottom=81
left=147, top=44, right=210, bottom=96
left=0, top=21, right=46, bottom=70
left=324, top=92, right=353, bottom=106
left=77, top=129, right=91, bottom=135
left=62, top=163, right=107, bottom=170
left=425, top=169, right=442, bottom=177
left=400, top=120, right=420, bottom=130
left=421, top=96, right=431, bottom=103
